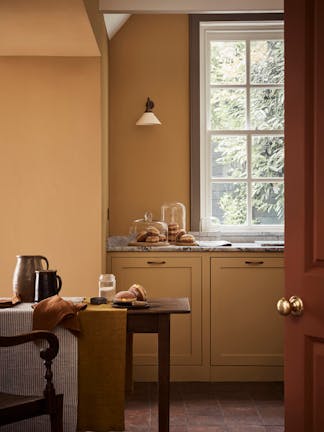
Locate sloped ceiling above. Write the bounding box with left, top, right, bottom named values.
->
left=0, top=0, right=100, bottom=56
left=104, top=14, right=130, bottom=39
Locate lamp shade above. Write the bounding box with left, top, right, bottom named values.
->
left=136, top=97, right=161, bottom=126
left=136, top=112, right=161, bottom=126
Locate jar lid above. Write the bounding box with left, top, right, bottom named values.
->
left=129, top=211, right=168, bottom=236
left=99, top=274, right=115, bottom=281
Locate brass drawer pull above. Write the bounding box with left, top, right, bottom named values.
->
left=147, top=261, right=166, bottom=265
left=245, top=261, right=264, bottom=265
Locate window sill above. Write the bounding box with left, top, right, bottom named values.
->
left=190, top=231, right=284, bottom=243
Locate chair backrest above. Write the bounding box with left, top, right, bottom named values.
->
left=0, top=330, right=59, bottom=398
left=0, top=330, right=63, bottom=431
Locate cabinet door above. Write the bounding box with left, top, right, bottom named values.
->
left=211, top=257, right=284, bottom=367
left=111, top=256, right=202, bottom=366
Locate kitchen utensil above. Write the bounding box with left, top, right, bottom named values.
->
left=34, top=270, right=62, bottom=302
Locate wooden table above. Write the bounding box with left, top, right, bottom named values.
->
left=126, top=297, right=190, bottom=432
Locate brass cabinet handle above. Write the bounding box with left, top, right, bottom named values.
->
left=277, top=296, right=304, bottom=317
left=147, top=261, right=166, bottom=265
left=245, top=261, right=264, bottom=265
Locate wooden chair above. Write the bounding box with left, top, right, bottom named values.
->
left=0, top=330, right=63, bottom=431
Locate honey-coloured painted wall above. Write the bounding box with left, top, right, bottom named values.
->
left=0, top=0, right=108, bottom=299
left=0, top=57, right=102, bottom=298
left=109, top=15, right=189, bottom=235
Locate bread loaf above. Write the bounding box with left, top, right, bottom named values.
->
left=114, top=290, right=137, bottom=302
left=128, top=284, right=147, bottom=301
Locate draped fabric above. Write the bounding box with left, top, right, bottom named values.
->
left=0, top=300, right=127, bottom=431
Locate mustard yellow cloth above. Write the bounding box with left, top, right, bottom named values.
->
left=77, top=303, right=127, bottom=432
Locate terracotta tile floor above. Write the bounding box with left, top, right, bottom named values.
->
left=124, top=382, right=284, bottom=432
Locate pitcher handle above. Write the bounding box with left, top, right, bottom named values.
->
left=39, top=256, right=49, bottom=269
left=56, top=275, right=62, bottom=294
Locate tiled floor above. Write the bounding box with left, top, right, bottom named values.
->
left=124, top=382, right=284, bottom=432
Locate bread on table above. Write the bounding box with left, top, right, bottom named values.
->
left=128, top=284, right=147, bottom=301
left=113, top=290, right=137, bottom=303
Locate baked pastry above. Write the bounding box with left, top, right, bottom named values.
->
left=136, top=230, right=148, bottom=242
left=168, top=223, right=179, bottom=231
left=168, top=223, right=180, bottom=242
left=175, top=229, right=186, bottom=242
left=147, top=226, right=160, bottom=236
left=146, top=235, right=160, bottom=243
left=128, top=284, right=147, bottom=301
left=113, top=290, right=137, bottom=303
left=178, top=234, right=196, bottom=244
left=159, top=233, right=167, bottom=242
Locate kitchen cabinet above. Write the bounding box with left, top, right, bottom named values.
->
left=107, top=251, right=284, bottom=381
left=108, top=254, right=206, bottom=381
left=210, top=257, right=284, bottom=381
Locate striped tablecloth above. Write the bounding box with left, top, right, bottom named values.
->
left=0, top=302, right=78, bottom=432
left=0, top=299, right=127, bottom=431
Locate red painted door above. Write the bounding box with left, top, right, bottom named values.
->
left=285, top=0, right=324, bottom=430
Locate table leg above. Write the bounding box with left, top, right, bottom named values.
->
left=158, top=314, right=170, bottom=432
left=125, top=332, right=134, bottom=394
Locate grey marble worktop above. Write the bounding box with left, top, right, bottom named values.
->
left=107, top=237, right=284, bottom=253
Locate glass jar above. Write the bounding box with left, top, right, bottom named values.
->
left=129, top=211, right=168, bottom=245
left=98, top=274, right=116, bottom=301
left=161, top=202, right=186, bottom=242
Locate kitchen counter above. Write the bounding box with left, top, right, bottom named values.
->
left=107, top=239, right=284, bottom=253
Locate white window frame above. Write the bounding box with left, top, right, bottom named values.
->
left=199, top=21, right=284, bottom=232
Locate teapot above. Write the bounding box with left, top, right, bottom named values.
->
left=13, top=255, right=49, bottom=302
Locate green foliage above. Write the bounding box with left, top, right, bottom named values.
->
left=209, top=39, right=285, bottom=226
left=218, top=184, right=247, bottom=224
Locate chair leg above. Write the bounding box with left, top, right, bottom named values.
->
left=50, top=394, right=63, bottom=432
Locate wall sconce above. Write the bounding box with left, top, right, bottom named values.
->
left=136, top=97, right=162, bottom=126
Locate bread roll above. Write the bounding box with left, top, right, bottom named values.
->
left=128, top=284, right=147, bottom=301
left=179, top=234, right=196, bottom=244
left=147, top=226, right=160, bottom=236
left=114, top=290, right=137, bottom=302
left=145, top=235, right=160, bottom=243
left=176, top=229, right=186, bottom=242
left=136, top=230, right=148, bottom=242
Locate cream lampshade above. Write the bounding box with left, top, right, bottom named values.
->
left=136, top=97, right=161, bottom=126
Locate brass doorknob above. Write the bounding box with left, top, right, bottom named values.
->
left=277, top=296, right=304, bottom=316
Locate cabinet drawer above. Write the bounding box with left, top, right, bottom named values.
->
left=111, top=256, right=199, bottom=270
left=214, top=257, right=284, bottom=269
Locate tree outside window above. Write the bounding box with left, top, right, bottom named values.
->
left=201, top=25, right=284, bottom=230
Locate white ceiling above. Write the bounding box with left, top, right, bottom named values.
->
left=100, top=0, right=283, bottom=14
left=102, top=0, right=284, bottom=39
left=102, top=0, right=284, bottom=40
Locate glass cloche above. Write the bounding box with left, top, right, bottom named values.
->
left=161, top=202, right=186, bottom=243
left=129, top=211, right=168, bottom=245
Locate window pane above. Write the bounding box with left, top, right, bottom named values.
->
left=210, top=88, right=247, bottom=130
left=252, top=136, right=284, bottom=178
left=211, top=135, right=247, bottom=178
left=250, top=40, right=284, bottom=84
left=252, top=182, right=284, bottom=224
left=210, top=41, right=246, bottom=85
left=212, top=183, right=247, bottom=225
left=250, top=88, right=284, bottom=130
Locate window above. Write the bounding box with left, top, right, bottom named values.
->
left=190, top=15, right=284, bottom=232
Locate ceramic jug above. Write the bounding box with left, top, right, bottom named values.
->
left=34, top=270, right=62, bottom=302
left=13, top=255, right=49, bottom=302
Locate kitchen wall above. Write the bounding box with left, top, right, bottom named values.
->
left=109, top=14, right=189, bottom=235
left=0, top=0, right=108, bottom=298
